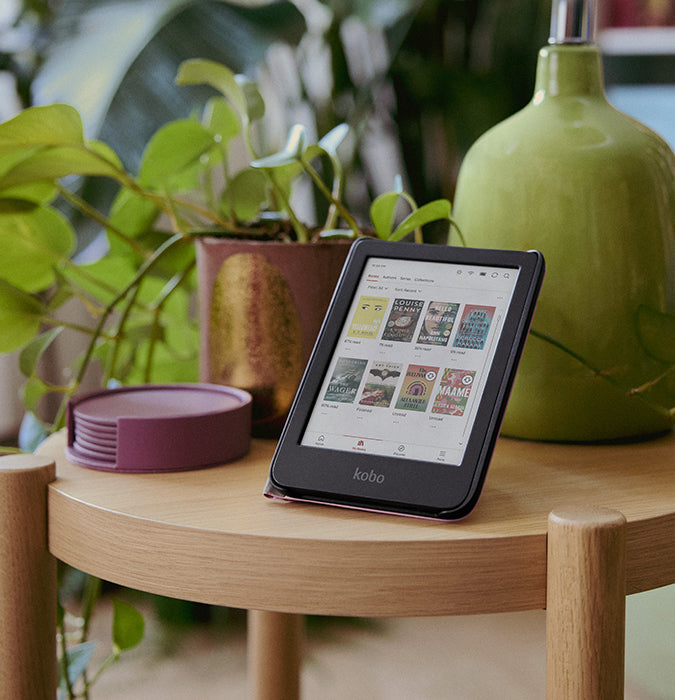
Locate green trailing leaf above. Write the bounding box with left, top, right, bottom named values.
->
left=251, top=124, right=308, bottom=168
left=20, top=375, right=51, bottom=414
left=316, top=125, right=349, bottom=230
left=203, top=97, right=241, bottom=148
left=0, top=151, right=59, bottom=206
left=19, top=327, right=64, bottom=377
left=221, top=169, right=268, bottom=221
left=66, top=254, right=143, bottom=320
left=0, top=143, right=125, bottom=191
left=0, top=150, right=40, bottom=181
left=0, top=281, right=45, bottom=352
left=138, top=119, right=217, bottom=189
left=176, top=58, right=249, bottom=121
left=235, top=76, right=266, bottom=122
left=636, top=305, right=675, bottom=363
left=318, top=123, right=349, bottom=156
left=390, top=199, right=453, bottom=241
left=107, top=188, right=160, bottom=245
left=112, top=600, right=145, bottom=652
left=0, top=104, right=84, bottom=155
left=0, top=182, right=58, bottom=205
left=370, top=191, right=400, bottom=239
left=0, top=205, right=76, bottom=292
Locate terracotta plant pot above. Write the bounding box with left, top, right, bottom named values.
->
left=196, top=238, right=352, bottom=437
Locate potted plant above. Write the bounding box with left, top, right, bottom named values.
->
left=0, top=57, right=458, bottom=442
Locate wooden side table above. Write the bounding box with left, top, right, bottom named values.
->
left=2, top=430, right=674, bottom=699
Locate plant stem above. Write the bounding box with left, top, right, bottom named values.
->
left=58, top=609, right=76, bottom=700
left=263, top=171, right=309, bottom=242
left=323, top=153, right=344, bottom=231
left=51, top=233, right=187, bottom=429
left=58, top=165, right=232, bottom=240
left=530, top=328, right=674, bottom=418
left=161, top=192, right=235, bottom=231
left=59, top=258, right=125, bottom=303
left=79, top=575, right=102, bottom=700
left=86, top=651, right=120, bottom=691
left=144, top=261, right=196, bottom=382
left=57, top=187, right=150, bottom=259
left=103, top=282, right=143, bottom=385
left=448, top=219, right=466, bottom=246
left=302, top=159, right=360, bottom=237
left=399, top=191, right=424, bottom=244
left=243, top=118, right=260, bottom=162
left=40, top=316, right=112, bottom=339
left=628, top=365, right=675, bottom=397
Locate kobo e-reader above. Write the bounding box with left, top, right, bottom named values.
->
left=264, top=238, right=545, bottom=520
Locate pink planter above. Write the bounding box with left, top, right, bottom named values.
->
left=196, top=238, right=351, bottom=436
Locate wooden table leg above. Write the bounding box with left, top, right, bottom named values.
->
left=546, top=506, right=626, bottom=699
left=248, top=610, right=303, bottom=700
left=0, top=454, right=57, bottom=699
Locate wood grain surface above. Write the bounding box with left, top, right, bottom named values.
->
left=41, top=430, right=675, bottom=618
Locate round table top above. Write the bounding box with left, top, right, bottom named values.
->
left=41, top=429, right=675, bottom=617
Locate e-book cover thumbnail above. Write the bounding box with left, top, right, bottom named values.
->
left=324, top=357, right=368, bottom=403
left=417, top=301, right=459, bottom=346
left=381, top=298, right=425, bottom=343
left=347, top=296, right=389, bottom=339
left=394, top=364, right=439, bottom=412
left=358, top=361, right=402, bottom=408
left=452, top=305, right=495, bottom=350
left=431, top=368, right=476, bottom=416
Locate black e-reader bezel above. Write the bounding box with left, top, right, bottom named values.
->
left=265, top=239, right=545, bottom=521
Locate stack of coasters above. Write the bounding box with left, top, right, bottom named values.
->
left=66, top=384, right=252, bottom=473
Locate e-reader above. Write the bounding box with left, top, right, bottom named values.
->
left=264, top=238, right=545, bottom=520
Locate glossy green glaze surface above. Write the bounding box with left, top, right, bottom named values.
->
left=453, top=45, right=675, bottom=441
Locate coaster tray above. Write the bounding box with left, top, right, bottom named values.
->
left=66, top=384, right=252, bottom=473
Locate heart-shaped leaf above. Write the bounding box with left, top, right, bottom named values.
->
left=0, top=206, right=76, bottom=291
left=0, top=142, right=123, bottom=191
left=390, top=199, right=453, bottom=241
left=251, top=124, right=308, bottom=169
left=0, top=104, right=84, bottom=156
left=176, top=59, right=248, bottom=120
left=112, top=599, right=145, bottom=652
left=138, top=120, right=216, bottom=189
left=19, top=327, right=64, bottom=377
left=0, top=280, right=45, bottom=352
left=318, top=123, right=349, bottom=156
left=203, top=97, right=241, bottom=146
left=370, top=191, right=400, bottom=240
left=221, top=169, right=268, bottom=221
left=21, top=375, right=51, bottom=413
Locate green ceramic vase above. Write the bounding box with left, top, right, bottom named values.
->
left=452, top=4, right=675, bottom=442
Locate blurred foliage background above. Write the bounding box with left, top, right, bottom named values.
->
left=1, top=0, right=672, bottom=234
left=0, top=0, right=553, bottom=240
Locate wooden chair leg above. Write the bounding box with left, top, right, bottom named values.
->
left=247, top=610, right=303, bottom=700
left=0, top=454, right=57, bottom=699
left=546, top=506, right=626, bottom=699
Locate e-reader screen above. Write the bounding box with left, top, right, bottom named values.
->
left=266, top=239, right=544, bottom=521
left=300, top=255, right=519, bottom=465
